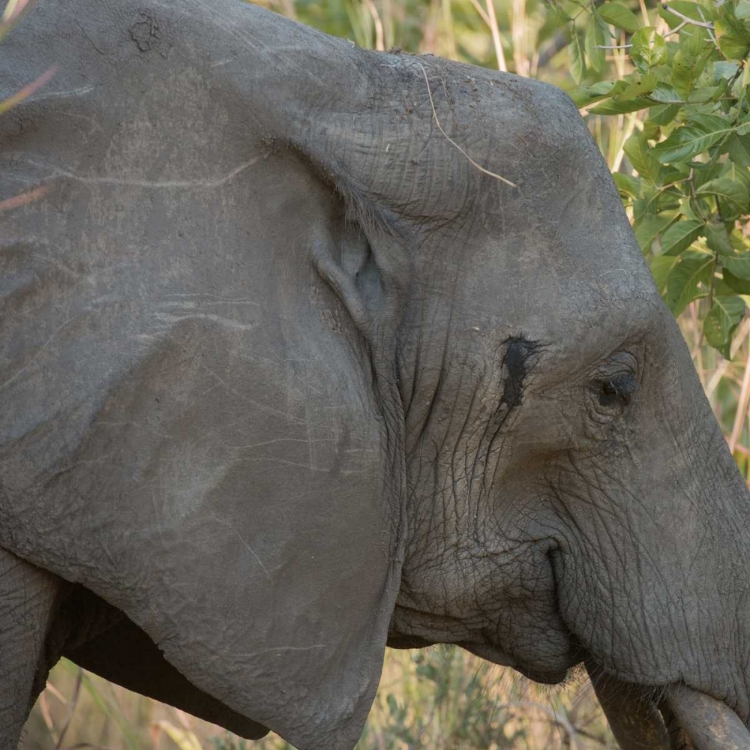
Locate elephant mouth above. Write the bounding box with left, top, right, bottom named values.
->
left=459, top=641, right=571, bottom=684
left=387, top=631, right=575, bottom=684
left=586, top=660, right=750, bottom=750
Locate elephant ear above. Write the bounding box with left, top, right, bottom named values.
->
left=0, top=2, right=408, bottom=748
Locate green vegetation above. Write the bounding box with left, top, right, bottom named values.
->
left=571, top=0, right=750, bottom=360
left=7, top=0, right=750, bottom=747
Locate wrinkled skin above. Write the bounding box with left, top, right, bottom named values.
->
left=1, top=1, right=750, bottom=749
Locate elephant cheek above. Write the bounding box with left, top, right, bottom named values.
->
left=489, top=547, right=576, bottom=679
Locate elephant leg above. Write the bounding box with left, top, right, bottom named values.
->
left=0, top=549, right=60, bottom=750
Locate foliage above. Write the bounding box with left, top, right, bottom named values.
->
left=569, top=0, right=750, bottom=358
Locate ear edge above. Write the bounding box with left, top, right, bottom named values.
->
left=310, top=226, right=373, bottom=337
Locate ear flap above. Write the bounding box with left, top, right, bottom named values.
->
left=1, top=64, right=404, bottom=750
left=310, top=224, right=375, bottom=338
left=2, top=232, right=406, bottom=750
left=0, top=2, right=409, bottom=748
left=310, top=218, right=406, bottom=339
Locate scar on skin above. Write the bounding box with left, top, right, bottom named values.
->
left=21, top=157, right=261, bottom=190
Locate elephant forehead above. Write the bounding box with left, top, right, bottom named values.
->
left=443, top=198, right=660, bottom=342
left=427, top=107, right=657, bottom=319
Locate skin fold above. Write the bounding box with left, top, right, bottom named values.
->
left=1, top=1, right=750, bottom=748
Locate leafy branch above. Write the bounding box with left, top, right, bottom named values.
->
left=568, top=0, right=750, bottom=358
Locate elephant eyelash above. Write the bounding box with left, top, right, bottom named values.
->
left=595, top=373, right=638, bottom=408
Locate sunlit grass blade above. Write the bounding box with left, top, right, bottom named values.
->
left=59, top=660, right=142, bottom=750
left=152, top=720, right=205, bottom=750
left=0, top=64, right=56, bottom=115
left=0, top=0, right=33, bottom=42
left=0, top=183, right=50, bottom=212
left=2, top=0, right=29, bottom=22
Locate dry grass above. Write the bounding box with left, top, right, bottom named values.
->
left=23, top=650, right=617, bottom=750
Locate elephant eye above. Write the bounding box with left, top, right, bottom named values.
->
left=595, top=373, right=637, bottom=408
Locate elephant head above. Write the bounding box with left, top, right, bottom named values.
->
left=1, top=1, right=749, bottom=748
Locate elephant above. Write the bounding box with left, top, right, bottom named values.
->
left=1, top=0, right=750, bottom=748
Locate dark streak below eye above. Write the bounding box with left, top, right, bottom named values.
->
left=501, top=336, right=538, bottom=409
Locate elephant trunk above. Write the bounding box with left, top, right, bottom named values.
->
left=666, top=684, right=750, bottom=750
left=585, top=661, right=750, bottom=750
left=585, top=661, right=669, bottom=749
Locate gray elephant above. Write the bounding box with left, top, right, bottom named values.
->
left=1, top=0, right=748, bottom=748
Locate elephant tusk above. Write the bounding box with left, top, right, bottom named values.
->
left=666, top=684, right=750, bottom=750
left=584, top=662, right=670, bottom=750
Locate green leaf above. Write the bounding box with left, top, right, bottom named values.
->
left=570, top=28, right=586, bottom=84
left=598, top=2, right=641, bottom=33
left=590, top=96, right=658, bottom=114
left=723, top=268, right=750, bottom=294
left=731, top=232, right=750, bottom=253
left=696, top=177, right=749, bottom=210
left=694, top=160, right=733, bottom=188
left=704, top=295, right=745, bottom=358
left=716, top=27, right=750, bottom=60
left=630, top=27, right=667, bottom=72
left=710, top=77, right=731, bottom=102
left=624, top=131, right=662, bottom=183
left=652, top=115, right=735, bottom=163
left=723, top=253, right=750, bottom=280
left=649, top=83, right=682, bottom=104
left=715, top=60, right=741, bottom=81
left=642, top=119, right=661, bottom=140
left=650, top=254, right=680, bottom=292
left=706, top=222, right=735, bottom=255
left=649, top=103, right=681, bottom=126
left=688, top=87, right=719, bottom=103
left=728, top=133, right=750, bottom=166
left=619, top=72, right=658, bottom=100
left=635, top=213, right=673, bottom=253
left=614, top=172, right=642, bottom=199
left=737, top=0, right=750, bottom=21
left=586, top=14, right=607, bottom=73
left=726, top=160, right=750, bottom=191
left=660, top=1, right=714, bottom=25
left=636, top=179, right=679, bottom=218
left=691, top=112, right=736, bottom=134
left=672, top=46, right=706, bottom=99
left=570, top=80, right=618, bottom=107
left=666, top=252, right=713, bottom=314
left=715, top=8, right=750, bottom=60
left=672, top=49, right=697, bottom=97
left=659, top=218, right=704, bottom=255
